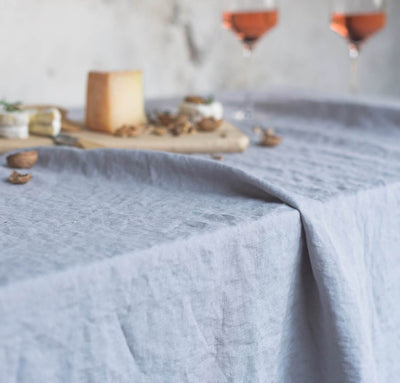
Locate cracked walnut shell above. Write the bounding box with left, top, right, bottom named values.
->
left=260, top=129, right=282, bottom=147
left=114, top=124, right=142, bottom=137
left=8, top=170, right=33, bottom=184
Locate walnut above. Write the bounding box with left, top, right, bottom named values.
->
left=210, top=153, right=224, bottom=161
left=157, top=112, right=176, bottom=126
left=8, top=170, right=33, bottom=184
left=175, top=115, right=189, bottom=125
left=260, top=129, right=282, bottom=147
left=252, top=125, right=261, bottom=134
left=152, top=126, right=167, bottom=136
left=114, top=124, right=142, bottom=137
left=160, top=112, right=194, bottom=136
left=169, top=121, right=193, bottom=136
left=169, top=125, right=183, bottom=136
left=142, top=123, right=153, bottom=132
left=184, top=95, right=207, bottom=104
left=197, top=117, right=223, bottom=132
left=7, top=151, right=38, bottom=169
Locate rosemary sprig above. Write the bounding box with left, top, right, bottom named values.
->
left=0, top=100, right=22, bottom=112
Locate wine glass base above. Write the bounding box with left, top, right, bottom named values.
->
left=232, top=109, right=253, bottom=121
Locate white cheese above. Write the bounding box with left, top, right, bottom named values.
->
left=178, top=101, right=224, bottom=121
left=0, top=110, right=29, bottom=139
left=28, top=108, right=62, bottom=137
left=0, top=125, right=29, bottom=139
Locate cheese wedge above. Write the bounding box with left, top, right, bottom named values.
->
left=0, top=110, right=29, bottom=139
left=28, top=108, right=62, bottom=137
left=85, top=70, right=146, bottom=134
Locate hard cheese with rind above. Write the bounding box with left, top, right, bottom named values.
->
left=85, top=71, right=146, bottom=134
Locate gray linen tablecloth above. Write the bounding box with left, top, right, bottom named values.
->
left=0, top=90, right=399, bottom=383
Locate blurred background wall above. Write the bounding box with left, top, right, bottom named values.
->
left=0, top=0, right=399, bottom=106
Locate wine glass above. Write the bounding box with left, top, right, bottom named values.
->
left=223, top=0, right=279, bottom=120
left=330, top=0, right=386, bottom=94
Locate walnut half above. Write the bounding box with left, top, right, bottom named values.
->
left=7, top=151, right=38, bottom=169
left=184, top=95, right=208, bottom=104
left=197, top=118, right=223, bottom=132
left=8, top=170, right=33, bottom=185
left=114, top=124, right=142, bottom=137
left=260, top=129, right=282, bottom=147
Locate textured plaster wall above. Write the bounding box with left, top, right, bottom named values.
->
left=0, top=0, right=399, bottom=106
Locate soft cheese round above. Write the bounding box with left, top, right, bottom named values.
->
left=0, top=125, right=29, bottom=139
left=0, top=110, right=30, bottom=127
left=178, top=101, right=224, bottom=120
left=0, top=110, right=30, bottom=139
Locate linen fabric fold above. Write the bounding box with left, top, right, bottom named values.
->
left=0, top=90, right=399, bottom=382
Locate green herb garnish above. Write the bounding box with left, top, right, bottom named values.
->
left=205, top=95, right=215, bottom=105
left=0, top=100, right=22, bottom=112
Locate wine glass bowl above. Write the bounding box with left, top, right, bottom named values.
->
left=330, top=12, right=386, bottom=47
left=223, top=9, right=278, bottom=52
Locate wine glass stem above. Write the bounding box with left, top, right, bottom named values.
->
left=349, top=43, right=359, bottom=94
left=243, top=47, right=254, bottom=120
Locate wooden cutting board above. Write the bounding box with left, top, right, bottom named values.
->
left=0, top=136, right=54, bottom=154
left=0, top=120, right=249, bottom=154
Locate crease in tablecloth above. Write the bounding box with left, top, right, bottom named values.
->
left=120, top=91, right=400, bottom=382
